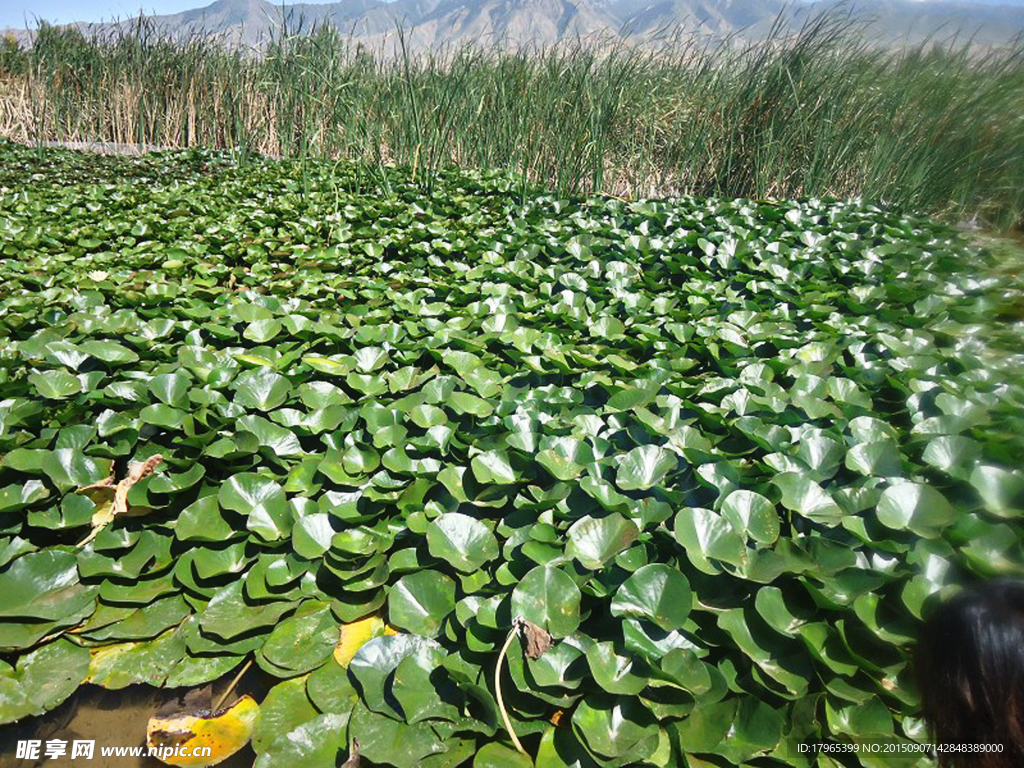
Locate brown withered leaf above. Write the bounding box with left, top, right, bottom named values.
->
left=79, top=475, right=116, bottom=492
left=341, top=738, right=361, bottom=768
left=112, top=454, right=163, bottom=516
left=518, top=618, right=553, bottom=660
left=77, top=454, right=163, bottom=547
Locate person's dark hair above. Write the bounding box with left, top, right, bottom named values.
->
left=915, top=579, right=1024, bottom=767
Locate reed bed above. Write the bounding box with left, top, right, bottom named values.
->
left=1, top=13, right=1023, bottom=228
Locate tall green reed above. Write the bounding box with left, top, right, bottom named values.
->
left=1, top=11, right=1022, bottom=228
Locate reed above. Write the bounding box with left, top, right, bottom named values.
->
left=1, top=11, right=1022, bottom=228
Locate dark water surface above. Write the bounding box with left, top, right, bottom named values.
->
left=0, top=665, right=271, bottom=768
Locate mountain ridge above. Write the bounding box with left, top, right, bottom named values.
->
left=7, top=0, right=1024, bottom=49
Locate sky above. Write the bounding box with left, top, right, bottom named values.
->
left=1, top=1, right=202, bottom=29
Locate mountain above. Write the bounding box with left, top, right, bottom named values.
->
left=11, top=0, right=1024, bottom=50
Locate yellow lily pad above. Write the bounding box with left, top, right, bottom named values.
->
left=147, top=695, right=258, bottom=766
left=333, top=616, right=399, bottom=667
left=82, top=487, right=116, bottom=530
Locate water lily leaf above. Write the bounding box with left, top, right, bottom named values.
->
left=166, top=652, right=244, bottom=690
left=970, top=465, right=1024, bottom=517
left=42, top=449, right=112, bottom=493
left=29, top=369, right=81, bottom=399
left=348, top=634, right=439, bottom=716
left=219, top=473, right=291, bottom=542
left=81, top=592, right=190, bottom=643
left=44, top=341, right=90, bottom=370
left=233, top=369, right=291, bottom=411
left=537, top=450, right=584, bottom=481
left=659, top=648, right=712, bottom=695
left=922, top=435, right=980, bottom=479
left=391, top=642, right=457, bottom=723
left=673, top=507, right=747, bottom=572
left=566, top=514, right=639, bottom=570
left=252, top=678, right=318, bottom=755
left=720, top=490, right=780, bottom=545
left=610, top=563, right=691, bottom=631
left=262, top=601, right=337, bottom=674
left=755, top=586, right=811, bottom=636
left=244, top=318, right=283, bottom=343
left=474, top=742, right=534, bottom=768
left=292, top=512, right=335, bottom=558
left=615, top=445, right=677, bottom=491
left=671, top=698, right=736, bottom=753
left=449, top=391, right=494, bottom=417
left=334, top=615, right=396, bottom=667
left=573, top=695, right=659, bottom=760
left=0, top=638, right=90, bottom=724
left=471, top=450, right=517, bottom=485
left=147, top=694, right=259, bottom=767
left=536, top=725, right=601, bottom=768
left=79, top=339, right=139, bottom=364
left=150, top=463, right=205, bottom=495
left=729, top=695, right=785, bottom=754
left=349, top=703, right=446, bottom=768
left=426, top=513, right=499, bottom=572
left=0, top=549, right=96, bottom=620
left=237, top=414, right=303, bottom=457
left=796, top=431, right=845, bottom=480
left=141, top=403, right=187, bottom=429
left=306, top=657, right=359, bottom=715
left=342, top=445, right=380, bottom=475
left=199, top=580, right=295, bottom=640
left=347, top=372, right=388, bottom=396
left=585, top=642, right=649, bottom=695
left=0, top=480, right=50, bottom=513
left=825, top=695, right=893, bottom=738
left=511, top=565, right=581, bottom=639
left=876, top=482, right=956, bottom=538
left=388, top=570, right=456, bottom=637
left=845, top=440, right=903, bottom=478
left=253, top=712, right=347, bottom=768
left=354, top=346, right=389, bottom=372
left=85, top=625, right=188, bottom=689
left=176, top=495, right=236, bottom=542
left=772, top=472, right=843, bottom=525
left=149, top=372, right=192, bottom=408
left=303, top=356, right=352, bottom=376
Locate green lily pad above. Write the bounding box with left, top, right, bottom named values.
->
left=616, top=445, right=677, bottom=491
left=388, top=570, right=456, bottom=637
left=426, top=513, right=499, bottom=572
left=0, top=638, right=91, bottom=724
left=219, top=473, right=291, bottom=542
left=511, top=565, right=581, bottom=639
left=566, top=514, right=639, bottom=570
left=610, top=563, right=691, bottom=631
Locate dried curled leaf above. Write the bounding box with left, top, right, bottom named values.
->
left=79, top=475, right=116, bottom=492
left=341, top=738, right=361, bottom=768
left=115, top=453, right=163, bottom=515
left=147, top=695, right=258, bottom=767
left=518, top=617, right=554, bottom=660
left=76, top=454, right=163, bottom=547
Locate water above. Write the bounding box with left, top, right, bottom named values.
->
left=0, top=665, right=271, bottom=768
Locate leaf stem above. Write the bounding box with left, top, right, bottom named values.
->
left=495, top=619, right=527, bottom=755
left=212, top=658, right=253, bottom=713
